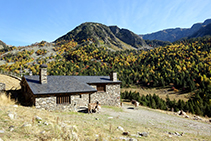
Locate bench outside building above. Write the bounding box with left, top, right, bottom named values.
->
left=20, top=64, right=121, bottom=111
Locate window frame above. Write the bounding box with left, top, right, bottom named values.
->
left=96, top=84, right=106, bottom=92
left=56, top=95, right=70, bottom=104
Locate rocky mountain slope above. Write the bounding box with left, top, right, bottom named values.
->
left=54, top=22, right=153, bottom=50
left=189, top=23, right=211, bottom=38
left=141, top=19, right=211, bottom=42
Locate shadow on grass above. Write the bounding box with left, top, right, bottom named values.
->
left=6, top=89, right=31, bottom=106
left=127, top=107, right=134, bottom=110
left=77, top=107, right=88, bottom=113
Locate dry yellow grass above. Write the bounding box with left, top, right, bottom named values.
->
left=0, top=92, right=16, bottom=106
left=121, top=87, right=190, bottom=101
left=0, top=102, right=210, bottom=141
left=0, top=74, right=20, bottom=90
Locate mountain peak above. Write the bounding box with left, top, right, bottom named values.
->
left=55, top=22, right=148, bottom=50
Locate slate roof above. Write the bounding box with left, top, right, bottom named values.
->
left=24, top=75, right=121, bottom=95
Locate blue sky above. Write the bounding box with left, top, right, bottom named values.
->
left=0, top=0, right=211, bottom=46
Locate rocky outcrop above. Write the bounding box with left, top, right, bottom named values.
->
left=109, top=26, right=147, bottom=48
left=189, top=23, right=211, bottom=38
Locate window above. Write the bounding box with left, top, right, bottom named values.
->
left=97, top=84, right=106, bottom=92
left=56, top=96, right=70, bottom=104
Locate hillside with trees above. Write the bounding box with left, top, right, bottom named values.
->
left=1, top=23, right=211, bottom=117
left=1, top=36, right=211, bottom=116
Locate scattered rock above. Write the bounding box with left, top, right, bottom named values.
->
left=117, top=126, right=124, bottom=132
left=69, top=125, right=78, bottom=133
left=0, top=130, right=4, bottom=134
left=117, top=137, right=137, bottom=141
left=95, top=134, right=99, bottom=138
left=138, top=132, right=148, bottom=137
left=43, top=121, right=48, bottom=125
left=8, top=112, right=16, bottom=120
left=129, top=138, right=137, bottom=141
left=9, top=126, right=14, bottom=131
left=130, top=134, right=139, bottom=137
left=108, top=117, right=113, bottom=119
left=35, top=116, right=42, bottom=122
left=177, top=110, right=181, bottom=114
left=71, top=131, right=78, bottom=140
left=178, top=110, right=186, bottom=116
left=22, top=123, right=32, bottom=128
left=185, top=115, right=189, bottom=118
left=13, top=105, right=18, bottom=108
left=40, top=131, right=45, bottom=134
left=122, top=131, right=129, bottom=135
left=175, top=132, right=180, bottom=136
left=167, top=131, right=183, bottom=136
left=193, top=115, right=202, bottom=120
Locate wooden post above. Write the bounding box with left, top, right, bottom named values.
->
left=89, top=94, right=91, bottom=103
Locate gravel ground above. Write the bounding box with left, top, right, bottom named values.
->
left=101, top=104, right=211, bottom=136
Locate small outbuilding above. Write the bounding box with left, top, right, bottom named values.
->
left=20, top=64, right=121, bottom=110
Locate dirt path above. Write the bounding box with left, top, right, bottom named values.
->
left=101, top=104, right=211, bottom=136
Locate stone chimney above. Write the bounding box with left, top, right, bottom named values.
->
left=39, top=64, right=47, bottom=84
left=110, top=72, right=117, bottom=81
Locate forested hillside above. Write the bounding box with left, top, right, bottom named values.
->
left=1, top=36, right=211, bottom=116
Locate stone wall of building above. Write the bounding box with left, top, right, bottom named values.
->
left=35, top=97, right=56, bottom=110
left=90, top=84, right=120, bottom=106
left=35, top=94, right=90, bottom=111
left=33, top=83, right=121, bottom=111
left=70, top=94, right=89, bottom=107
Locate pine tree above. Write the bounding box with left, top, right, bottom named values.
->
left=151, top=98, right=157, bottom=109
